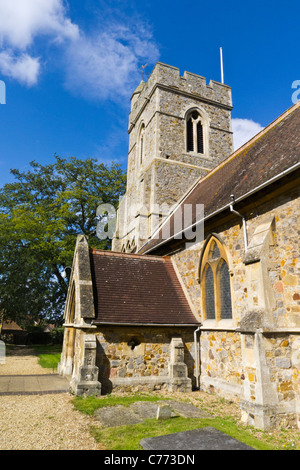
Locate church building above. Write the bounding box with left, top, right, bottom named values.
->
left=58, top=62, right=300, bottom=431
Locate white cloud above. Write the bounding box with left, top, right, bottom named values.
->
left=232, top=118, right=264, bottom=150
left=0, top=0, right=78, bottom=86
left=0, top=1, right=159, bottom=99
left=63, top=25, right=160, bottom=100
left=0, top=51, right=40, bottom=86
left=0, top=0, right=79, bottom=49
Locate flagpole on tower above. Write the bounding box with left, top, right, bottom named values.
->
left=220, top=47, right=224, bottom=84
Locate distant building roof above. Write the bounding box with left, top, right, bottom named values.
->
left=1, top=321, right=24, bottom=331
left=140, top=101, right=300, bottom=255
left=89, top=250, right=198, bottom=325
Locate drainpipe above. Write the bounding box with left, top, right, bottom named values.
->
left=230, top=195, right=248, bottom=252
left=194, top=326, right=201, bottom=389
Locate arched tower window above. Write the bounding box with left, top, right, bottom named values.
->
left=186, top=110, right=204, bottom=154
left=138, top=123, right=145, bottom=165
left=199, top=236, right=233, bottom=322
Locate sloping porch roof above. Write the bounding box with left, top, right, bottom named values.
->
left=89, top=250, right=198, bottom=325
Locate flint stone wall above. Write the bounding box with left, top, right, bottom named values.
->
left=95, top=327, right=196, bottom=394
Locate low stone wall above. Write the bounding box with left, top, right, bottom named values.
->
left=95, top=326, right=196, bottom=394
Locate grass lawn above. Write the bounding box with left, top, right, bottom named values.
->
left=72, top=393, right=170, bottom=415
left=31, top=344, right=62, bottom=371
left=72, top=394, right=276, bottom=451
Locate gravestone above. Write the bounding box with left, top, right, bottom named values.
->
left=140, top=427, right=254, bottom=450
left=95, top=405, right=143, bottom=427
left=156, top=405, right=172, bottom=420
left=0, top=341, right=5, bottom=364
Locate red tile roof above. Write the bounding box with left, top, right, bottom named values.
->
left=89, top=250, right=198, bottom=325
left=1, top=321, right=24, bottom=331
left=140, top=101, right=300, bottom=254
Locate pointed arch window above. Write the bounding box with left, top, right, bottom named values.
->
left=186, top=110, right=204, bottom=154
left=199, top=236, right=233, bottom=322
left=204, top=264, right=215, bottom=320
left=219, top=260, right=232, bottom=320
left=138, top=123, right=145, bottom=165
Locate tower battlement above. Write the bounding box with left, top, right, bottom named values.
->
left=130, top=62, right=232, bottom=123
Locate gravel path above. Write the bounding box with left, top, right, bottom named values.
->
left=0, top=349, right=56, bottom=375
left=0, top=348, right=101, bottom=450
left=0, top=394, right=102, bottom=450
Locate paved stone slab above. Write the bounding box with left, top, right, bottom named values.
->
left=167, top=400, right=211, bottom=418
left=0, top=374, right=69, bottom=395
left=8, top=377, right=25, bottom=392
left=140, top=427, right=254, bottom=450
left=129, top=401, right=164, bottom=419
left=95, top=405, right=144, bottom=427
left=24, top=376, right=41, bottom=393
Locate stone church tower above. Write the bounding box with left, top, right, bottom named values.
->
left=112, top=62, right=234, bottom=253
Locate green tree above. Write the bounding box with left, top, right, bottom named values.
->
left=0, top=155, right=126, bottom=325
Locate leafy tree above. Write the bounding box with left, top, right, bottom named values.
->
left=0, top=155, right=126, bottom=325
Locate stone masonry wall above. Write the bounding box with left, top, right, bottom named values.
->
left=170, top=186, right=300, bottom=428
left=172, top=188, right=299, bottom=327
left=95, top=326, right=196, bottom=393
left=263, top=334, right=300, bottom=427
left=153, top=159, right=204, bottom=209
left=156, top=86, right=233, bottom=165
left=200, top=330, right=243, bottom=399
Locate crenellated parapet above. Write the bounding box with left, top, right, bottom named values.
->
left=129, top=62, right=232, bottom=129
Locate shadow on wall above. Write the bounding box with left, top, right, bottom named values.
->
left=96, top=341, right=113, bottom=394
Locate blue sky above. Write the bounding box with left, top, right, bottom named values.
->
left=0, top=0, right=299, bottom=186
